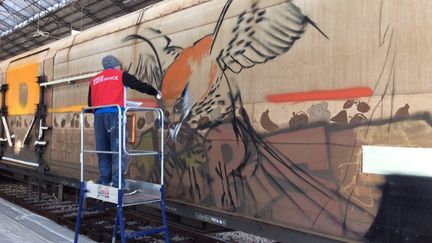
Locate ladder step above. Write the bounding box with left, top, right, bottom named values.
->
left=123, top=179, right=162, bottom=206
left=127, top=150, right=159, bottom=156
left=85, top=180, right=162, bottom=206
left=123, top=191, right=161, bottom=206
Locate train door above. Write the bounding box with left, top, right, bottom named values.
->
left=3, top=50, right=48, bottom=167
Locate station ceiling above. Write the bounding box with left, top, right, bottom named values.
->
left=0, top=0, right=163, bottom=62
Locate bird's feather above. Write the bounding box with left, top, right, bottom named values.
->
left=214, top=1, right=309, bottom=73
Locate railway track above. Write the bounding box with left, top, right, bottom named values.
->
left=0, top=175, right=230, bottom=242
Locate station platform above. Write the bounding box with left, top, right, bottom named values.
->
left=0, top=197, right=94, bottom=243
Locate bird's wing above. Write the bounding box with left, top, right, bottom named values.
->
left=123, top=33, right=182, bottom=89
left=213, top=1, right=311, bottom=74
left=133, top=53, right=163, bottom=88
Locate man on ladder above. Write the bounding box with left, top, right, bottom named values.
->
left=76, top=55, right=169, bottom=243
left=88, top=55, right=161, bottom=189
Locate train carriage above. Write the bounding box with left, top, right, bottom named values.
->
left=1, top=0, right=432, bottom=242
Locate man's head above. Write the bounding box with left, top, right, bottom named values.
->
left=102, top=55, right=121, bottom=69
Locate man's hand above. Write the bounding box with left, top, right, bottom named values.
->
left=156, top=90, right=162, bottom=100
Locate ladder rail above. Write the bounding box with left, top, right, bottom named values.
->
left=82, top=150, right=119, bottom=154
left=123, top=107, right=165, bottom=187
left=80, top=104, right=122, bottom=184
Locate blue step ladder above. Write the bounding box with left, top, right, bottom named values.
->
left=74, top=104, right=169, bottom=243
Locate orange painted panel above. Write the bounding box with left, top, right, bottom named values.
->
left=6, top=63, right=39, bottom=115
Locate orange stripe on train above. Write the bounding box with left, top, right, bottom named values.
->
left=266, top=87, right=373, bottom=103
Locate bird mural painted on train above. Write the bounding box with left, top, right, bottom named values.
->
left=123, top=0, right=328, bottom=174
left=122, top=0, right=370, bottom=233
